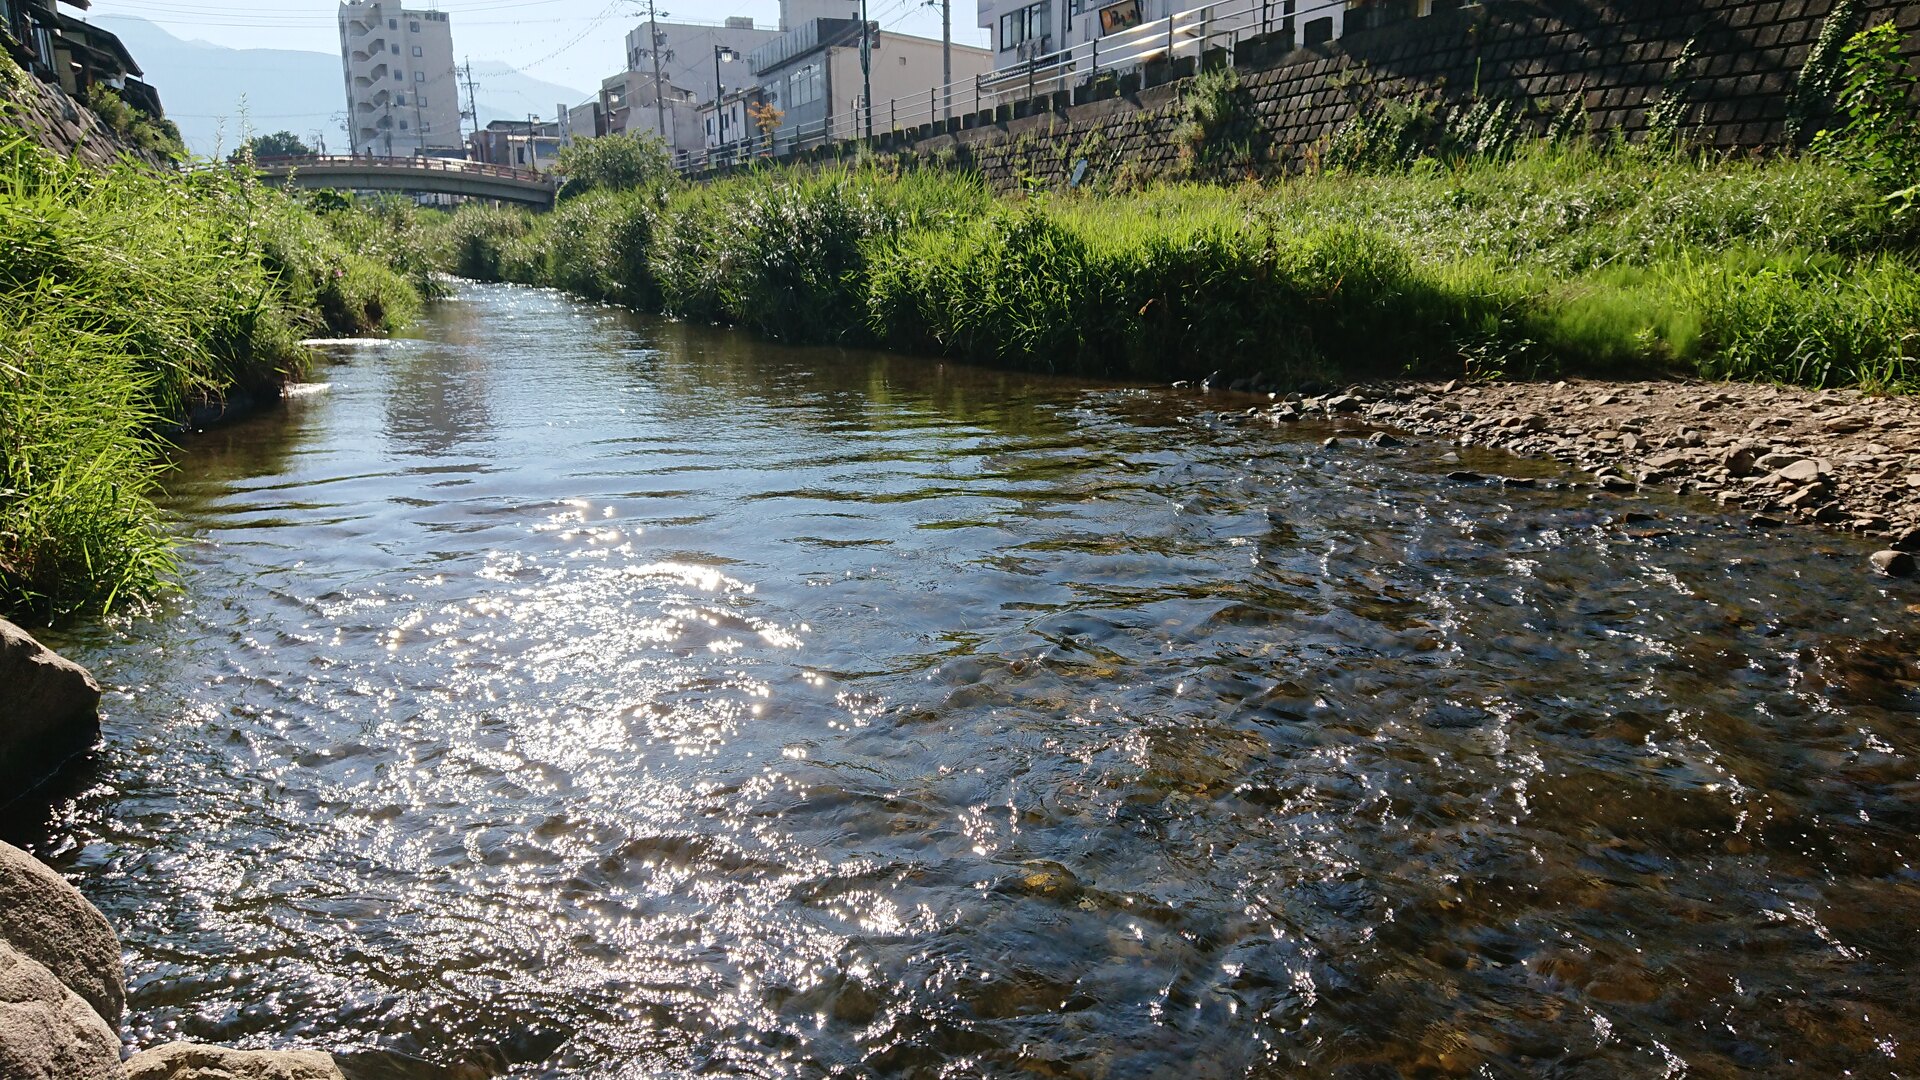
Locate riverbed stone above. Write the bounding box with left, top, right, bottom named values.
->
left=125, top=1043, right=348, bottom=1080
left=0, top=618, right=104, bottom=797
left=1870, top=550, right=1915, bottom=577
left=0, top=842, right=125, bottom=1024
left=1774, top=458, right=1831, bottom=484
left=0, top=939, right=123, bottom=1080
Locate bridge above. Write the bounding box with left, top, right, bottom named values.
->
left=251, top=155, right=557, bottom=208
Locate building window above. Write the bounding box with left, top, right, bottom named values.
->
left=394, top=70, right=404, bottom=80
left=411, top=45, right=422, bottom=56
left=998, top=0, right=1051, bottom=51
left=415, top=71, right=425, bottom=80
left=417, top=95, right=427, bottom=106
left=388, top=18, right=396, bottom=28
left=398, top=120, right=408, bottom=130
left=395, top=93, right=405, bottom=104
left=391, top=43, right=399, bottom=53
left=409, top=20, right=420, bottom=31
left=785, top=61, right=823, bottom=107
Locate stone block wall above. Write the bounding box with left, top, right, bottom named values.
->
left=787, top=0, right=1920, bottom=191
left=2, top=54, right=169, bottom=170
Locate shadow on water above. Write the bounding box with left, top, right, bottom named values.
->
left=18, top=282, right=1920, bottom=1078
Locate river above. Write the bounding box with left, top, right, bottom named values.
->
left=15, top=282, right=1920, bottom=1077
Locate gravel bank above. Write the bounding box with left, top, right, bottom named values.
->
left=1210, top=377, right=1920, bottom=574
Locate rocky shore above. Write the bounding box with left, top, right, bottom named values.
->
left=1208, top=376, right=1920, bottom=575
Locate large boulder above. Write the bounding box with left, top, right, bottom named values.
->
left=0, top=841, right=126, bottom=1024
left=0, top=939, right=124, bottom=1080
left=0, top=617, right=104, bottom=796
left=125, top=1043, right=348, bottom=1080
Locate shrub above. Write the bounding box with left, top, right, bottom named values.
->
left=553, top=132, right=675, bottom=201
left=441, top=203, right=532, bottom=280
left=1809, top=21, right=1920, bottom=223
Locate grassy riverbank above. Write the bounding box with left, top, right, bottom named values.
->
left=435, top=143, right=1918, bottom=389
left=436, top=25, right=1918, bottom=390
left=0, top=129, right=425, bottom=624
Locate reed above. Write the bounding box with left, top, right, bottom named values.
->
left=430, top=141, right=1915, bottom=391
left=0, top=127, right=424, bottom=622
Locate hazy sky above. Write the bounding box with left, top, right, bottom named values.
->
left=83, top=0, right=988, bottom=94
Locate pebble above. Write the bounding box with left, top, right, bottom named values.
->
left=1295, top=375, right=1920, bottom=579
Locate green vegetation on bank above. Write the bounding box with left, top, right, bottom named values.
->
left=436, top=144, right=1919, bottom=387
left=0, top=123, right=424, bottom=624
left=430, top=24, right=1918, bottom=393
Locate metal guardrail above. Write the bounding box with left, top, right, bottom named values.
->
left=672, top=0, right=1357, bottom=173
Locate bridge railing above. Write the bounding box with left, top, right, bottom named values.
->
left=251, top=154, right=554, bottom=186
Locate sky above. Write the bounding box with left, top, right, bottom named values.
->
left=83, top=0, right=990, bottom=96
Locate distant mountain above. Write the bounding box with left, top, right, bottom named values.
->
left=89, top=15, right=590, bottom=158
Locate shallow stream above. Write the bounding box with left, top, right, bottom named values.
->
left=18, top=283, right=1920, bottom=1077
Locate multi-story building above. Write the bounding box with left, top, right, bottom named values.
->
left=622, top=15, right=779, bottom=109
left=696, top=86, right=763, bottom=154
left=583, top=68, right=706, bottom=154
left=337, top=1, right=462, bottom=157
left=3, top=0, right=165, bottom=114
left=468, top=118, right=562, bottom=170
left=975, top=0, right=1464, bottom=73
left=747, top=18, right=992, bottom=151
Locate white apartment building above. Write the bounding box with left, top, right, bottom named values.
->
left=338, top=0, right=463, bottom=156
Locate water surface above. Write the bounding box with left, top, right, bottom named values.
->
left=20, top=283, right=1920, bottom=1078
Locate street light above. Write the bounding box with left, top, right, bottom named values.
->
left=713, top=44, right=738, bottom=153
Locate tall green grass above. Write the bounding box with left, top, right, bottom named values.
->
left=0, top=126, right=424, bottom=623
left=428, top=142, right=1918, bottom=390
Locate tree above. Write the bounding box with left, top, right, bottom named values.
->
left=232, top=131, right=311, bottom=162
left=747, top=100, right=784, bottom=152
left=552, top=132, right=675, bottom=201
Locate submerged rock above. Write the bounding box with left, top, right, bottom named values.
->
left=0, top=940, right=122, bottom=1080
left=125, top=1044, right=346, bottom=1080
left=0, top=618, right=103, bottom=797
left=0, top=843, right=125, bottom=1025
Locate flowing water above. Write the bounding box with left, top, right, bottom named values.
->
left=15, top=282, right=1920, bottom=1078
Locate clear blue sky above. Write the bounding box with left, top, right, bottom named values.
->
left=83, top=0, right=988, bottom=94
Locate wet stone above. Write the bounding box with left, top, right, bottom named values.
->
left=1870, top=550, right=1915, bottom=577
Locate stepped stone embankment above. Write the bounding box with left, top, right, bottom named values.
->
left=1, top=55, right=169, bottom=169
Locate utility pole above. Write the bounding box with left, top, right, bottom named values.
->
left=645, top=0, right=669, bottom=145
left=462, top=56, right=480, bottom=142
left=859, top=0, right=873, bottom=139
left=942, top=0, right=951, bottom=121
